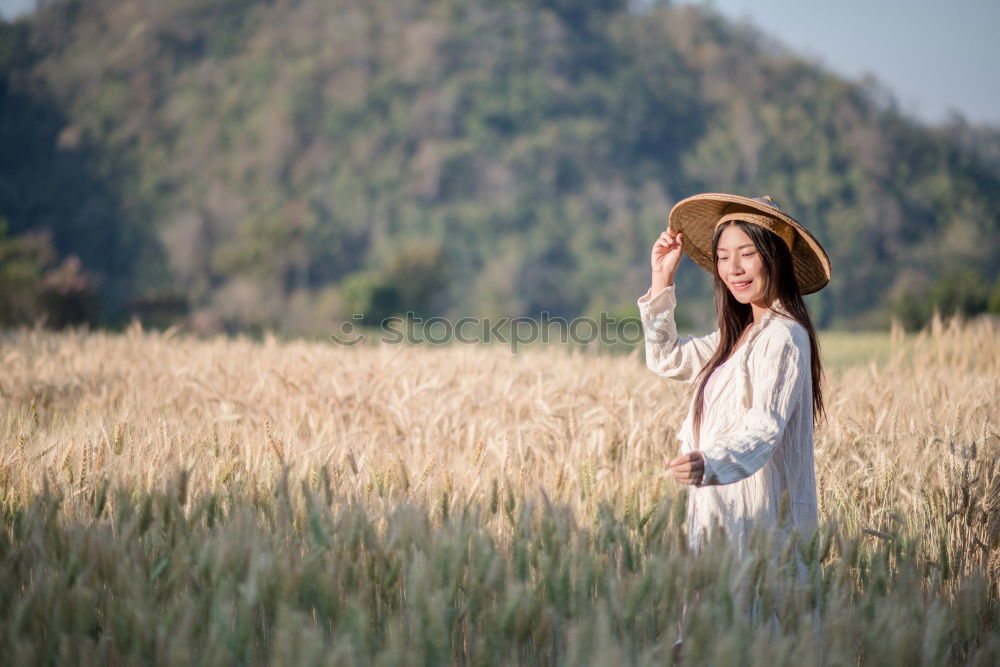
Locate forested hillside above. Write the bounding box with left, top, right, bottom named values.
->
left=2, top=0, right=998, bottom=332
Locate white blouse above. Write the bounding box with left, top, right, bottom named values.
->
left=637, top=285, right=819, bottom=553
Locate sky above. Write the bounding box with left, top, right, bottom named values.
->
left=2, top=0, right=997, bottom=126
left=692, top=0, right=1000, bottom=126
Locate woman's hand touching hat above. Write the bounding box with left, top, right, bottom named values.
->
left=650, top=230, right=683, bottom=295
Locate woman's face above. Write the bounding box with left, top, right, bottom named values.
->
left=716, top=225, right=768, bottom=306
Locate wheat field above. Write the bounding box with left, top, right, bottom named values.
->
left=0, top=317, right=997, bottom=665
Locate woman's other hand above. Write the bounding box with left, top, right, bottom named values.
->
left=668, top=450, right=704, bottom=485
left=651, top=230, right=683, bottom=294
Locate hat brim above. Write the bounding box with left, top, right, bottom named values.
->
left=667, top=193, right=831, bottom=295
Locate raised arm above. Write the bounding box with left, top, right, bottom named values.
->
left=695, top=323, right=810, bottom=486
left=638, top=285, right=720, bottom=381
left=638, top=229, right=720, bottom=382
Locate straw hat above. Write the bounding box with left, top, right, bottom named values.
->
left=667, top=193, right=831, bottom=294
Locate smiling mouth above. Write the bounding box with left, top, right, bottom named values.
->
left=731, top=280, right=753, bottom=290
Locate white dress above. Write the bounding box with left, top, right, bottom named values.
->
left=637, top=285, right=819, bottom=553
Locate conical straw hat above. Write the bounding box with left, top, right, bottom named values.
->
left=667, top=193, right=831, bottom=295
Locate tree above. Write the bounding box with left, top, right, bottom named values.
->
left=0, top=219, right=100, bottom=328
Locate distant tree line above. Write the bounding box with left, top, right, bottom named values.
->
left=890, top=269, right=1000, bottom=331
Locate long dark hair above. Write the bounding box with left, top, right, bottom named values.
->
left=691, top=220, right=824, bottom=432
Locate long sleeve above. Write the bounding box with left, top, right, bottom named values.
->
left=637, top=285, right=720, bottom=383
left=696, top=323, right=809, bottom=486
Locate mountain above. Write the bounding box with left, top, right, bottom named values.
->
left=2, top=0, right=998, bottom=332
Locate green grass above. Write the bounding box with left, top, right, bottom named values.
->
left=818, top=330, right=908, bottom=370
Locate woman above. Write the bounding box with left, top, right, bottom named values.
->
left=637, top=193, right=831, bottom=555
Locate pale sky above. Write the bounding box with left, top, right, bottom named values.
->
left=692, top=0, right=1000, bottom=126
left=3, top=0, right=998, bottom=126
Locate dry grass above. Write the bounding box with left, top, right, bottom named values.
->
left=0, top=316, right=997, bottom=664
